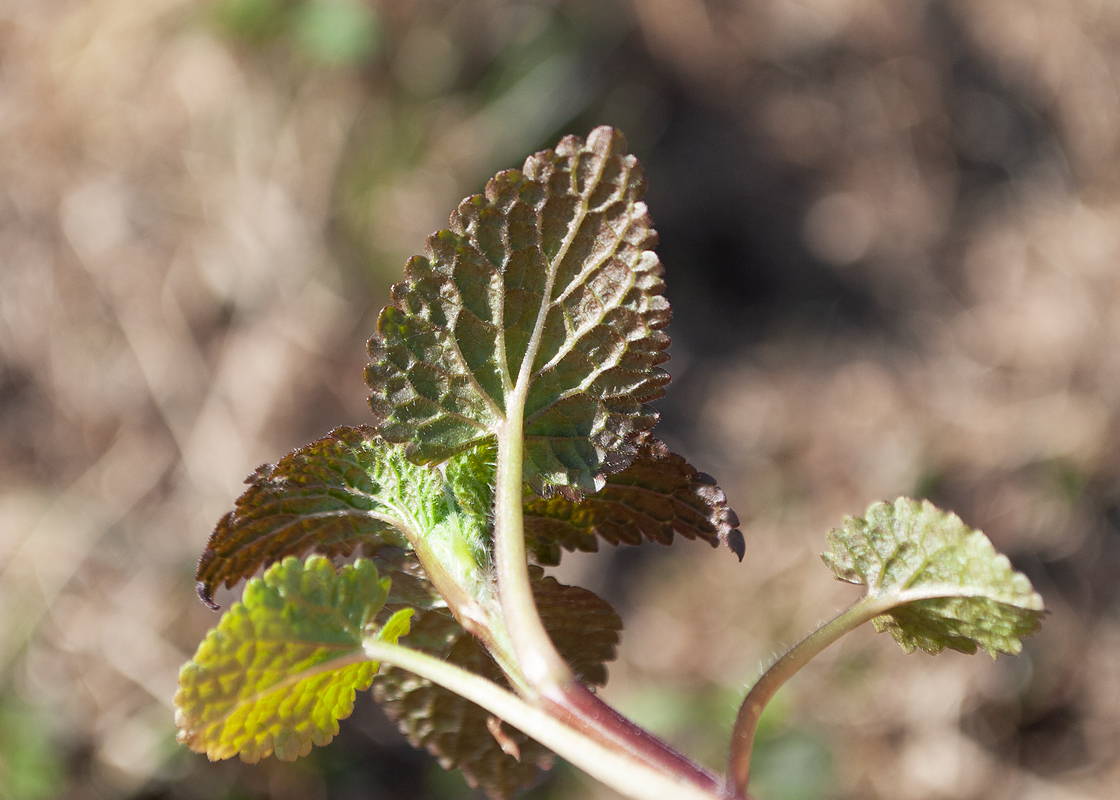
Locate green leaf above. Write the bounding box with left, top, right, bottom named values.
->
left=365, top=126, right=670, bottom=495
left=445, top=441, right=497, bottom=529
left=175, top=556, right=410, bottom=763
left=195, top=426, right=446, bottom=608
left=822, top=497, right=1046, bottom=658
left=524, top=435, right=744, bottom=564
left=372, top=564, right=622, bottom=799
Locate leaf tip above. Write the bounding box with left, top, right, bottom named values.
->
left=196, top=580, right=220, bottom=611
left=585, top=125, right=628, bottom=157
left=726, top=529, right=746, bottom=561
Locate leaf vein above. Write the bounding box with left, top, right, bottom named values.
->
left=516, top=146, right=611, bottom=397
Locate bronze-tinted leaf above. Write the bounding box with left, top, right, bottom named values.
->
left=372, top=564, right=622, bottom=799
left=365, top=127, right=670, bottom=496
left=524, top=436, right=743, bottom=565
left=196, top=427, right=445, bottom=608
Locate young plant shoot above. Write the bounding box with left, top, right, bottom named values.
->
left=175, top=128, right=1045, bottom=800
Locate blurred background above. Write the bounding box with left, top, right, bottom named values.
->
left=1, top=0, right=1118, bottom=798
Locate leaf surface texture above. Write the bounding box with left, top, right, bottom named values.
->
left=823, top=497, right=1046, bottom=657
left=524, top=435, right=743, bottom=563
left=195, top=426, right=448, bottom=608
left=365, top=126, right=670, bottom=495
left=175, top=557, right=410, bottom=762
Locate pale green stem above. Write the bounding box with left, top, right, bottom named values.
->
left=487, top=271, right=723, bottom=787
left=727, top=593, right=901, bottom=797
left=474, top=612, right=536, bottom=699
left=364, top=638, right=724, bottom=800
left=493, top=407, right=574, bottom=696
left=381, top=513, right=535, bottom=698
left=393, top=520, right=487, bottom=628
left=490, top=401, right=721, bottom=791
left=491, top=151, right=598, bottom=698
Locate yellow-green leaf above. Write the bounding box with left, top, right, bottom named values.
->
left=175, top=556, right=410, bottom=763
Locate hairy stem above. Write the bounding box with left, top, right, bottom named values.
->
left=364, top=638, right=724, bottom=800
left=727, top=594, right=897, bottom=797
left=392, top=518, right=488, bottom=632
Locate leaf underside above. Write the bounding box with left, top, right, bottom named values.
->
left=184, top=127, right=744, bottom=796
left=197, top=426, right=745, bottom=614
left=175, top=557, right=404, bottom=763
left=195, top=426, right=443, bottom=609
left=524, top=434, right=744, bottom=564
left=822, top=497, right=1046, bottom=658
left=365, top=126, right=671, bottom=496
left=372, top=562, right=622, bottom=800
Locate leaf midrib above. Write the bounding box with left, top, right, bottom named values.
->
left=530, top=217, right=636, bottom=383
left=203, top=645, right=369, bottom=729
left=866, top=583, right=1044, bottom=610
left=207, top=504, right=412, bottom=573
left=511, top=146, right=611, bottom=418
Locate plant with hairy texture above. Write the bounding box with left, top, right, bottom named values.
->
left=175, top=127, right=1045, bottom=800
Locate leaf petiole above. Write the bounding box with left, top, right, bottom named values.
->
left=492, top=392, right=722, bottom=792
left=493, top=411, right=575, bottom=696
left=363, top=637, right=725, bottom=800
left=726, top=594, right=892, bottom=796
left=726, top=583, right=1040, bottom=796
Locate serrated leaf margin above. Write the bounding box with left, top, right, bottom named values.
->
left=822, top=497, right=1046, bottom=658
left=175, top=556, right=402, bottom=763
